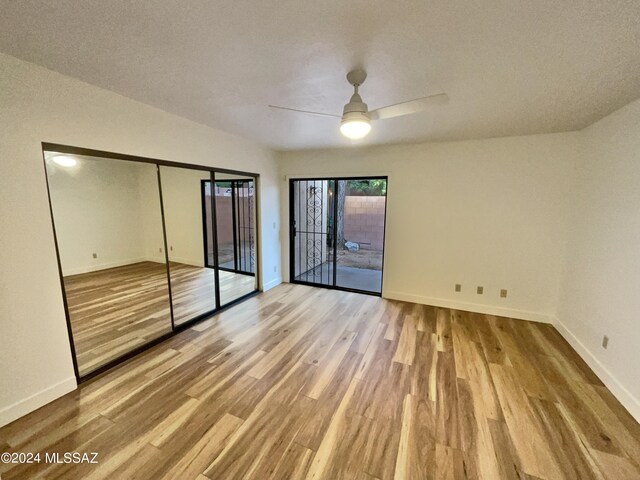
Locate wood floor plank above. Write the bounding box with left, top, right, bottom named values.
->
left=410, top=331, right=438, bottom=402
left=570, top=381, right=640, bottom=467
left=436, top=309, right=453, bottom=352
left=392, top=310, right=418, bottom=365
left=295, top=350, right=362, bottom=451
left=489, top=363, right=564, bottom=479
left=528, top=397, right=602, bottom=480
left=303, top=330, right=357, bottom=399
left=534, top=323, right=604, bottom=385
left=161, top=413, right=243, bottom=479
left=203, top=362, right=316, bottom=479
left=355, top=322, right=387, bottom=380
left=0, top=284, right=637, bottom=480
left=457, top=376, right=502, bottom=480
left=589, top=448, right=640, bottom=480
left=394, top=394, right=436, bottom=479
left=305, top=377, right=361, bottom=480
left=593, top=385, right=640, bottom=441
left=363, top=416, right=403, bottom=480
left=435, top=351, right=460, bottom=449
left=474, top=315, right=510, bottom=365
left=465, top=341, right=502, bottom=421
left=487, top=418, right=525, bottom=480
left=435, top=443, right=467, bottom=480
left=551, top=380, right=624, bottom=456
left=269, top=441, right=315, bottom=480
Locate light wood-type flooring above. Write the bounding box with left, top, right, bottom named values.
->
left=1, top=284, right=639, bottom=479
left=64, top=261, right=255, bottom=376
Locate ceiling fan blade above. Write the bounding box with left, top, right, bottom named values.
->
left=369, top=93, right=449, bottom=121
left=268, top=105, right=340, bottom=118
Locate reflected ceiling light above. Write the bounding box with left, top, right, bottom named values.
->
left=52, top=155, right=77, bottom=167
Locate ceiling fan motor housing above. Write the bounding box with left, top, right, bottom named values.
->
left=342, top=92, right=370, bottom=124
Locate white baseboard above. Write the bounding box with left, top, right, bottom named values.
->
left=554, top=318, right=640, bottom=423
left=263, top=277, right=282, bottom=292
left=63, top=257, right=150, bottom=276
left=168, top=256, right=203, bottom=267
left=144, top=255, right=166, bottom=264
left=0, top=376, right=77, bottom=428
left=383, top=291, right=554, bottom=324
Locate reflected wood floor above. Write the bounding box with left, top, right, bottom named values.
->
left=170, top=263, right=255, bottom=326
left=64, top=261, right=255, bottom=376
left=1, top=284, right=639, bottom=479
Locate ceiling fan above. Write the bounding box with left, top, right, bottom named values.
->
left=269, top=69, right=448, bottom=140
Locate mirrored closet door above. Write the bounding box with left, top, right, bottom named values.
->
left=44, top=145, right=260, bottom=381
left=159, top=166, right=218, bottom=325
left=45, top=151, right=172, bottom=377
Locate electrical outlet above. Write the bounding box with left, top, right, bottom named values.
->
left=273, top=265, right=277, bottom=273
left=500, top=289, right=507, bottom=298
left=158, top=247, right=162, bottom=253
left=602, top=335, right=609, bottom=349
left=455, top=284, right=461, bottom=292
left=477, top=286, right=484, bottom=295
left=170, top=246, right=173, bottom=251
left=92, top=253, right=97, bottom=259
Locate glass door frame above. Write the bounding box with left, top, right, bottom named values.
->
left=42, top=142, right=261, bottom=383
left=201, top=179, right=256, bottom=277
left=288, top=176, right=388, bottom=297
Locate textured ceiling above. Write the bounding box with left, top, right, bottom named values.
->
left=1, top=0, right=639, bottom=150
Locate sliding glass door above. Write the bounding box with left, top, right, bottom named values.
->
left=289, top=177, right=387, bottom=295
left=206, top=174, right=257, bottom=306
left=204, top=178, right=256, bottom=275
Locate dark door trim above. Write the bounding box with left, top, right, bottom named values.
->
left=42, top=142, right=260, bottom=177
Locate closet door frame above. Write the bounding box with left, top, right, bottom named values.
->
left=42, top=142, right=261, bottom=383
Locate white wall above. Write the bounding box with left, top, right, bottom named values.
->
left=46, top=157, right=162, bottom=275
left=557, top=99, right=640, bottom=421
left=0, top=53, right=281, bottom=427
left=160, top=166, right=210, bottom=267
left=138, top=166, right=167, bottom=264
left=279, top=134, right=580, bottom=323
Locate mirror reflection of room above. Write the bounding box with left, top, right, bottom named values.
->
left=45, top=151, right=172, bottom=376
left=212, top=173, right=257, bottom=305
left=160, top=167, right=218, bottom=325
left=45, top=150, right=261, bottom=379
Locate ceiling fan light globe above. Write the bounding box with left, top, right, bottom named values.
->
left=340, top=120, right=371, bottom=139
left=340, top=112, right=371, bottom=139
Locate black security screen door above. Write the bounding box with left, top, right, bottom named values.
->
left=289, top=177, right=387, bottom=295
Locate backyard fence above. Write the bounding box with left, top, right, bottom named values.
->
left=344, top=196, right=386, bottom=250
